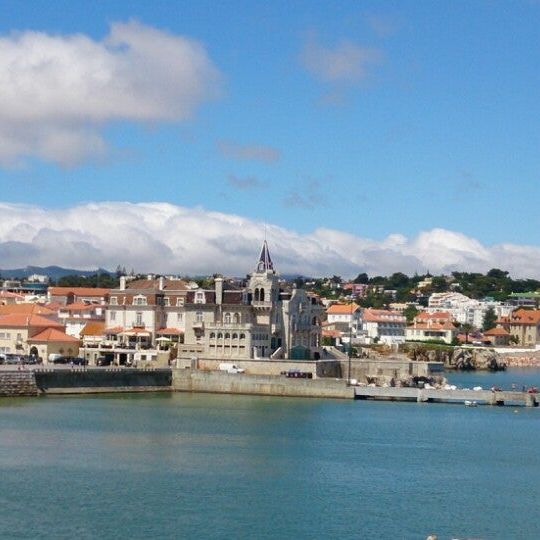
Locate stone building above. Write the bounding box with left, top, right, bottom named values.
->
left=179, top=241, right=323, bottom=361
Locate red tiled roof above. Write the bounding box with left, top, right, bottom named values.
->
left=28, top=328, right=79, bottom=343
left=509, top=309, right=540, bottom=325
left=327, top=303, right=360, bottom=315
left=363, top=309, right=405, bottom=323
left=156, top=327, right=184, bottom=335
left=80, top=321, right=106, bottom=336
left=48, top=287, right=110, bottom=297
left=0, top=303, right=55, bottom=316
left=104, top=326, right=123, bottom=335
left=0, top=313, right=63, bottom=328
left=484, top=327, right=511, bottom=336
left=416, top=311, right=452, bottom=320
left=408, top=321, right=456, bottom=331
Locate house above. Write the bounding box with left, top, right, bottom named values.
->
left=0, top=290, right=25, bottom=305
left=179, top=241, right=323, bottom=361
left=326, top=303, right=362, bottom=336
left=499, top=309, right=540, bottom=346
left=57, top=303, right=106, bottom=338
left=0, top=313, right=71, bottom=358
left=27, top=328, right=80, bottom=360
left=47, top=287, right=110, bottom=306
left=362, top=309, right=406, bottom=345
left=405, top=311, right=456, bottom=344
left=483, top=326, right=511, bottom=346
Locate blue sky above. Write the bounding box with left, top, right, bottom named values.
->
left=0, top=1, right=539, bottom=276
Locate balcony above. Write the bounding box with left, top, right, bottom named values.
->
left=192, top=321, right=204, bottom=330
left=252, top=301, right=273, bottom=310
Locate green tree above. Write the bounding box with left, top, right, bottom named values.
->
left=353, top=272, right=369, bottom=284
left=482, top=307, right=497, bottom=332
left=403, top=305, right=419, bottom=324
left=460, top=323, right=474, bottom=344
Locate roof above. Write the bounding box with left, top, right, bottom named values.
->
left=363, top=309, right=406, bottom=323
left=0, top=303, right=55, bottom=316
left=156, top=327, right=184, bottom=335
left=80, top=321, right=106, bottom=337
left=415, top=311, right=452, bottom=320
left=118, top=278, right=189, bottom=291
left=48, top=287, right=110, bottom=297
left=484, top=327, right=511, bottom=336
left=408, top=321, right=456, bottom=331
left=322, top=329, right=342, bottom=338
left=256, top=240, right=274, bottom=272
left=104, top=326, right=123, bottom=335
left=509, top=309, right=540, bottom=325
left=0, top=290, right=24, bottom=299
left=28, top=328, right=79, bottom=343
left=327, top=303, right=360, bottom=315
left=58, top=302, right=101, bottom=312
left=0, top=313, right=63, bottom=328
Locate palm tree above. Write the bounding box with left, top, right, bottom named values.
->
left=460, top=323, right=474, bottom=344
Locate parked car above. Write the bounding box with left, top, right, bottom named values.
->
left=96, top=356, right=113, bottom=366
left=5, top=354, right=22, bottom=365
left=52, top=356, right=72, bottom=364
left=71, top=357, right=87, bottom=366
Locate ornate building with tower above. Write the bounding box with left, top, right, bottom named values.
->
left=179, top=241, right=323, bottom=361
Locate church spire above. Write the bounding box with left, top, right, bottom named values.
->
left=257, top=240, right=274, bottom=272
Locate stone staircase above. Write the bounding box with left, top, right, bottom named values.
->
left=0, top=370, right=39, bottom=397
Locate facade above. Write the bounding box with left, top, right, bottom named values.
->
left=498, top=309, right=540, bottom=346
left=325, top=303, right=362, bottom=336
left=483, top=326, right=511, bottom=346
left=47, top=287, right=110, bottom=306
left=362, top=308, right=406, bottom=345
left=179, top=241, right=323, bottom=361
left=58, top=303, right=106, bottom=338
left=405, top=311, right=456, bottom=344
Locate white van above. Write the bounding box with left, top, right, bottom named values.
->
left=218, top=363, right=245, bottom=374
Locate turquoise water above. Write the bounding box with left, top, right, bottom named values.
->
left=1, top=371, right=540, bottom=539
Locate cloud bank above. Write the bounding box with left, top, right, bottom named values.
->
left=0, top=202, right=538, bottom=279
left=0, top=21, right=220, bottom=166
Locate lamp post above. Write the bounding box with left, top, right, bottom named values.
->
left=347, top=302, right=353, bottom=385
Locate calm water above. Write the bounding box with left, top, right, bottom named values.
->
left=1, top=371, right=540, bottom=539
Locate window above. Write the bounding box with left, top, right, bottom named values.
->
left=233, top=313, right=240, bottom=324
left=164, top=298, right=170, bottom=306
left=210, top=332, right=216, bottom=339
left=196, top=311, right=203, bottom=322
left=136, top=312, right=143, bottom=326
left=225, top=333, right=230, bottom=339
left=217, top=333, right=223, bottom=339
left=195, top=292, right=205, bottom=304
left=110, top=297, right=118, bottom=305
left=232, top=333, right=238, bottom=339
left=176, top=298, right=185, bottom=307
left=177, top=312, right=183, bottom=322
left=224, top=313, right=231, bottom=324
left=110, top=311, right=116, bottom=322
left=133, top=295, right=147, bottom=306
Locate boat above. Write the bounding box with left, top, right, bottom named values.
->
left=464, top=400, right=478, bottom=407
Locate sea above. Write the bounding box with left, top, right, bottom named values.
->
left=1, top=369, right=540, bottom=540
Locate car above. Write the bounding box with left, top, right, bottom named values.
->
left=96, top=356, right=113, bottom=366
left=5, top=354, right=21, bottom=365
left=52, top=356, right=71, bottom=364
left=71, top=357, right=87, bottom=366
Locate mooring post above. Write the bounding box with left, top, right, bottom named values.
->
left=524, top=393, right=537, bottom=407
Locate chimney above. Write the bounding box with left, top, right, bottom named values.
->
left=158, top=276, right=164, bottom=291
left=119, top=276, right=126, bottom=291
left=215, top=277, right=223, bottom=305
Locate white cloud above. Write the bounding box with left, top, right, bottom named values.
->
left=0, top=201, right=539, bottom=279
left=300, top=36, right=382, bottom=84
left=0, top=21, right=220, bottom=166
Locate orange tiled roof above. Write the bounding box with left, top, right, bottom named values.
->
left=322, top=329, right=342, bottom=338
left=484, top=327, right=511, bottom=336
left=80, top=321, right=106, bottom=336
left=509, top=309, right=540, bottom=325
left=28, top=328, right=79, bottom=343
left=48, top=287, right=110, bottom=297
left=327, top=303, right=360, bottom=314
left=363, top=308, right=405, bottom=323
left=415, top=311, right=452, bottom=320
left=156, top=327, right=184, bottom=335
left=0, top=290, right=24, bottom=298
left=104, top=326, right=123, bottom=334
left=0, top=303, right=54, bottom=316
left=0, top=313, right=63, bottom=328
left=408, top=321, right=456, bottom=331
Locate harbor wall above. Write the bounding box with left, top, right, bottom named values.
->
left=0, top=371, right=39, bottom=397
left=337, top=358, right=443, bottom=382
left=34, top=368, right=172, bottom=394
left=172, top=369, right=354, bottom=399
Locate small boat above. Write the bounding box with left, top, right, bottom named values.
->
left=464, top=400, right=478, bottom=407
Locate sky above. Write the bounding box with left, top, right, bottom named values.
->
left=0, top=1, right=539, bottom=277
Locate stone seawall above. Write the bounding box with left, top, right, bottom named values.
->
left=0, top=371, right=39, bottom=397
left=172, top=369, right=354, bottom=399
left=35, top=368, right=172, bottom=394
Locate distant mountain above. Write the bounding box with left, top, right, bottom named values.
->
left=0, top=266, right=114, bottom=280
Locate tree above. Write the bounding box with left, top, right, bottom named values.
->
left=482, top=307, right=497, bottom=332
left=403, top=305, right=419, bottom=324
left=460, top=323, right=474, bottom=344
left=353, top=272, right=369, bottom=284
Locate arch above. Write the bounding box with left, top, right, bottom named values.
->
left=225, top=333, right=230, bottom=339
left=209, top=332, right=216, bottom=339
left=260, top=288, right=265, bottom=302
left=254, top=288, right=260, bottom=301
left=224, top=313, right=231, bottom=324
left=312, top=317, right=319, bottom=326
left=217, top=333, right=223, bottom=339
left=29, top=346, right=38, bottom=357
left=239, top=333, right=246, bottom=340
left=233, top=312, right=240, bottom=324
left=232, top=333, right=238, bottom=339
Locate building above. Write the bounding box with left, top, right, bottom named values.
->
left=498, top=309, right=540, bottom=347
left=326, top=303, right=362, bottom=335
left=179, top=241, right=323, bottom=361
left=58, top=303, right=106, bottom=338
left=362, top=308, right=406, bottom=345
left=0, top=313, right=75, bottom=358
left=405, top=311, right=456, bottom=344
left=483, top=326, right=511, bottom=346
left=47, top=287, right=110, bottom=306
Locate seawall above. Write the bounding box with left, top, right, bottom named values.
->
left=0, top=371, right=39, bottom=397
left=34, top=368, right=172, bottom=394
left=172, top=369, right=354, bottom=399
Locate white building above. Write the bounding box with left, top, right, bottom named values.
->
left=362, top=308, right=406, bottom=345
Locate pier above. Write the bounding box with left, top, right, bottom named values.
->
left=354, top=386, right=539, bottom=407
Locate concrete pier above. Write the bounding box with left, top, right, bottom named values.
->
left=354, top=386, right=539, bottom=407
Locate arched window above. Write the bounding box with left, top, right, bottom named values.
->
left=260, top=288, right=265, bottom=302
left=224, top=313, right=231, bottom=324
left=217, top=333, right=223, bottom=339
left=233, top=313, right=240, bottom=324
left=255, top=288, right=260, bottom=301
left=225, top=333, right=230, bottom=339
left=210, top=332, right=216, bottom=339
left=232, top=333, right=238, bottom=339
left=239, top=333, right=245, bottom=340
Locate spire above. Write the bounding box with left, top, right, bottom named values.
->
left=257, top=240, right=274, bottom=272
